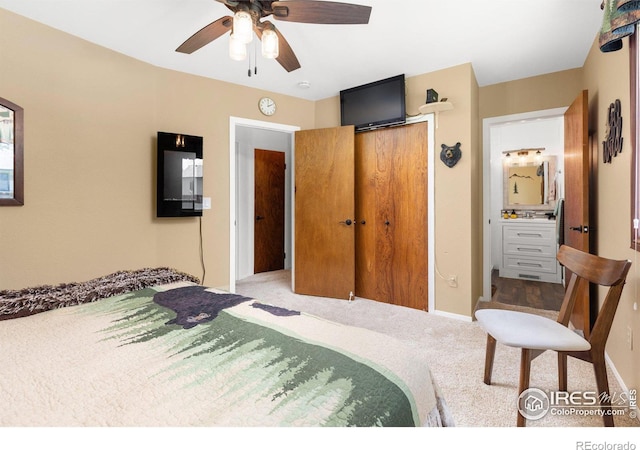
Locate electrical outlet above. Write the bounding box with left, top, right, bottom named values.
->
left=448, top=276, right=458, bottom=288
left=628, top=326, right=633, bottom=351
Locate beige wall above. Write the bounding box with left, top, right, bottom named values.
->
left=0, top=9, right=315, bottom=290
left=314, top=96, right=341, bottom=130
left=479, top=68, right=584, bottom=119
left=583, top=36, right=640, bottom=396
left=408, top=65, right=481, bottom=317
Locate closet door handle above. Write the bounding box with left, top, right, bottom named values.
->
left=256, top=215, right=264, bottom=221
left=384, top=220, right=390, bottom=226
left=360, top=220, right=366, bottom=225
left=339, top=219, right=353, bottom=226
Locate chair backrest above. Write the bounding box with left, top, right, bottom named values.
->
left=556, top=245, right=632, bottom=350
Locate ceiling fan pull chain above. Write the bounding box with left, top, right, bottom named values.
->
left=247, top=39, right=258, bottom=77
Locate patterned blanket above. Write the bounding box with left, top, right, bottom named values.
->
left=0, top=282, right=454, bottom=427
left=0, top=267, right=200, bottom=319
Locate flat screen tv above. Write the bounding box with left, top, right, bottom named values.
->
left=156, top=131, right=203, bottom=217
left=340, top=74, right=406, bottom=132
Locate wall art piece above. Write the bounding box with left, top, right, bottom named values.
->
left=440, top=142, right=462, bottom=168
left=603, top=99, right=623, bottom=164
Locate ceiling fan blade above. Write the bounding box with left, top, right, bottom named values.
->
left=176, top=15, right=233, bottom=54
left=271, top=1, right=372, bottom=24
left=256, top=21, right=301, bottom=72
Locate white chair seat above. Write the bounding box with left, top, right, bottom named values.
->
left=475, top=309, right=591, bottom=352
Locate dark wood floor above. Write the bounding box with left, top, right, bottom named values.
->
left=491, top=270, right=565, bottom=311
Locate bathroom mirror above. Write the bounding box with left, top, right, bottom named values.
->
left=0, top=96, right=24, bottom=206
left=503, top=155, right=556, bottom=211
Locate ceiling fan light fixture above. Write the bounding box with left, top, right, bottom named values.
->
left=262, top=28, right=279, bottom=59
left=232, top=10, right=253, bottom=44
left=176, top=0, right=373, bottom=73
left=229, top=34, right=247, bottom=61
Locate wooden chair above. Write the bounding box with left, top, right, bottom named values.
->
left=475, top=245, right=631, bottom=427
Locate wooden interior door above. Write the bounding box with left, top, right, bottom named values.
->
left=254, top=149, right=285, bottom=274
left=294, top=126, right=355, bottom=299
left=563, top=89, right=592, bottom=336
left=355, top=123, right=429, bottom=310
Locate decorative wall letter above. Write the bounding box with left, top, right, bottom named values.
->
left=603, top=99, right=623, bottom=164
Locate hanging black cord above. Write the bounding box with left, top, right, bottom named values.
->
left=199, top=216, right=206, bottom=285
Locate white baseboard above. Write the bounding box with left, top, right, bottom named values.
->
left=605, top=352, right=640, bottom=424
left=431, top=309, right=473, bottom=322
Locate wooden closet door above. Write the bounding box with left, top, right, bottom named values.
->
left=355, top=123, right=429, bottom=310
left=294, top=126, right=355, bottom=299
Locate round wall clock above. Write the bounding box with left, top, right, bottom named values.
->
left=258, top=97, right=276, bottom=116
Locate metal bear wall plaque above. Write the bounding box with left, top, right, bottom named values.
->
left=440, top=142, right=462, bottom=168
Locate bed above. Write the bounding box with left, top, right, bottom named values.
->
left=0, top=269, right=454, bottom=427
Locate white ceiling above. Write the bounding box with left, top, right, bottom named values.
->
left=0, top=0, right=605, bottom=101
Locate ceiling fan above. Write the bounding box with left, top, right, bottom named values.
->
left=176, top=0, right=372, bottom=72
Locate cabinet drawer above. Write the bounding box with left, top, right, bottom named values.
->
left=503, top=226, right=555, bottom=243
left=503, top=241, right=556, bottom=258
left=503, top=255, right=558, bottom=274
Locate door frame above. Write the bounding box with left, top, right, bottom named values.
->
left=229, top=117, right=300, bottom=293
left=481, top=107, right=567, bottom=302
left=229, top=115, right=436, bottom=314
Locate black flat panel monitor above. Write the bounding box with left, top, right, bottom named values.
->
left=156, top=131, right=203, bottom=217
left=340, top=74, right=406, bottom=132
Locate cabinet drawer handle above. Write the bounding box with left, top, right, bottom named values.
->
left=516, top=262, right=543, bottom=267
left=516, top=247, right=543, bottom=252
left=516, top=232, right=543, bottom=237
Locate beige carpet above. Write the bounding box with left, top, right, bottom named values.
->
left=236, top=270, right=639, bottom=428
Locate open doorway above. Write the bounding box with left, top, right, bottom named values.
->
left=229, top=117, right=300, bottom=293
left=481, top=107, right=567, bottom=302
